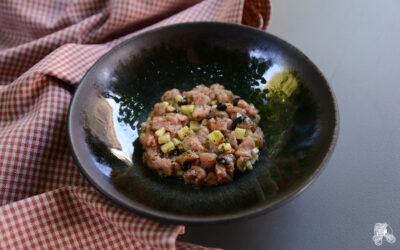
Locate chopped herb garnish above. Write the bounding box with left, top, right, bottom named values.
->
left=232, top=116, right=245, bottom=129
left=179, top=96, right=189, bottom=105
left=169, top=148, right=180, bottom=156
left=216, top=156, right=229, bottom=165
left=216, top=103, right=227, bottom=111
left=233, top=97, right=241, bottom=106
left=181, top=161, right=192, bottom=171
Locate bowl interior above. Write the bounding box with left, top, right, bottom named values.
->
left=68, top=23, right=337, bottom=224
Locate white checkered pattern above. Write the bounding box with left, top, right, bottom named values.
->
left=0, top=0, right=270, bottom=249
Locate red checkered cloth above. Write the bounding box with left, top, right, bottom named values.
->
left=0, top=0, right=270, bottom=249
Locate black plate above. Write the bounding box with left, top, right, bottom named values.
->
left=67, top=22, right=338, bottom=224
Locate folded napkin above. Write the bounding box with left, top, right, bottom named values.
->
left=0, top=0, right=270, bottom=249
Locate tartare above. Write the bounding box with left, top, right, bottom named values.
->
left=139, top=84, right=264, bottom=186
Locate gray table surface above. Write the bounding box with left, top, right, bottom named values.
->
left=179, top=0, right=400, bottom=249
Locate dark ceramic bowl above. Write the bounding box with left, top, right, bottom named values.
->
left=67, top=22, right=338, bottom=224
